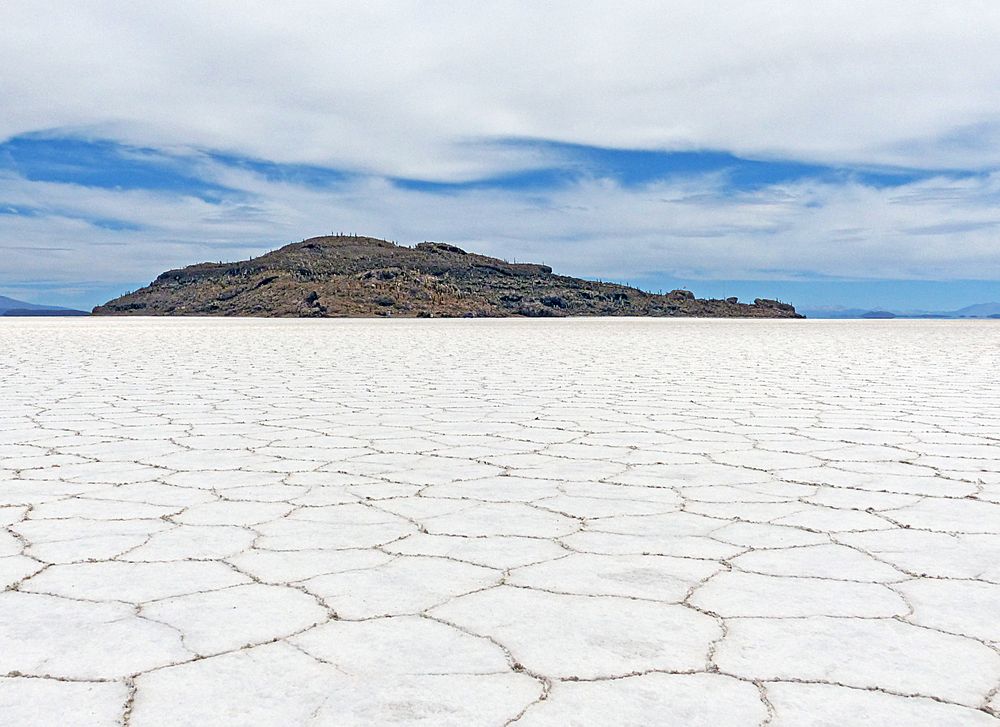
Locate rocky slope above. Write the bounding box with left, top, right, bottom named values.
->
left=93, top=235, right=801, bottom=318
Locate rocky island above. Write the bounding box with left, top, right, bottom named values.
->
left=93, top=235, right=801, bottom=318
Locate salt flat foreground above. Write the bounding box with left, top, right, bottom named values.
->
left=1, top=318, right=998, bottom=726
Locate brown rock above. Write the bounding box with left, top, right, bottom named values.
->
left=92, top=235, right=803, bottom=319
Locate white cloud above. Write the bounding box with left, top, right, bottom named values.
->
left=2, top=1, right=1000, bottom=177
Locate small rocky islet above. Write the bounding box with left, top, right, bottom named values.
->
left=93, top=235, right=801, bottom=318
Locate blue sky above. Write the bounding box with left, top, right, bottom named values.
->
left=2, top=3, right=999, bottom=311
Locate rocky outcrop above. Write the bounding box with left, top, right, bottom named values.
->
left=93, top=235, right=803, bottom=318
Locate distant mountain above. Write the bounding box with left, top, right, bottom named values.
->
left=93, top=235, right=801, bottom=318
left=801, top=302, right=1000, bottom=319
left=951, top=302, right=1000, bottom=317
left=0, top=295, right=53, bottom=313
left=799, top=306, right=893, bottom=319
left=0, top=295, right=88, bottom=316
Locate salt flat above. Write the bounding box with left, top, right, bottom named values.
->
left=1, top=317, right=999, bottom=726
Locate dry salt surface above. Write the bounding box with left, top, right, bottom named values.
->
left=1, top=317, right=999, bottom=726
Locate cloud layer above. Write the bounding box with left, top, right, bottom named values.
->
left=2, top=148, right=998, bottom=294
left=4, top=1, right=1000, bottom=177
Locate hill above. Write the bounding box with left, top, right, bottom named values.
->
left=92, top=235, right=801, bottom=318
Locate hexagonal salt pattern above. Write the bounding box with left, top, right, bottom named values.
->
left=1, top=317, right=999, bottom=725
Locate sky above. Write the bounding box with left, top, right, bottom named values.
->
left=2, top=1, right=1000, bottom=311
